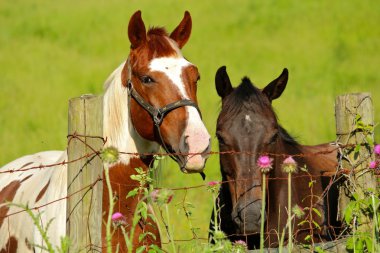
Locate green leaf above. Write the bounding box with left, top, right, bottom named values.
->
left=354, top=144, right=361, bottom=154
left=136, top=246, right=146, bottom=253
left=312, top=220, right=321, bottom=230
left=366, top=135, right=374, bottom=146
left=312, top=208, right=322, bottom=217
left=126, top=188, right=138, bottom=199
left=138, top=233, right=147, bottom=242
left=364, top=237, right=373, bottom=252
left=304, top=235, right=311, bottom=241
left=346, top=237, right=354, bottom=250
left=315, top=246, right=324, bottom=253
left=149, top=244, right=164, bottom=253
left=130, top=174, right=140, bottom=181
left=140, top=207, right=147, bottom=220
left=355, top=114, right=362, bottom=122
left=145, top=232, right=157, bottom=241
left=298, top=220, right=308, bottom=226
left=355, top=238, right=364, bottom=252
left=344, top=205, right=353, bottom=224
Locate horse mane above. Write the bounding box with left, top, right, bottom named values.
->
left=103, top=63, right=133, bottom=162
left=221, top=77, right=298, bottom=145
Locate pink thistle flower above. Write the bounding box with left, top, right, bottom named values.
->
left=282, top=156, right=298, bottom=174
left=257, top=155, right=273, bottom=173
left=111, top=212, right=126, bottom=227
left=207, top=181, right=219, bottom=186
left=150, top=189, right=160, bottom=202
left=369, top=161, right=377, bottom=169
left=150, top=189, right=174, bottom=205
left=234, top=240, right=247, bottom=246
left=374, top=144, right=380, bottom=155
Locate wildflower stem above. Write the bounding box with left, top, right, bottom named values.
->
left=128, top=203, right=141, bottom=253
left=287, top=173, right=292, bottom=252
left=371, top=194, right=378, bottom=252
left=213, top=192, right=219, bottom=233
left=104, top=165, right=114, bottom=253
left=165, top=204, right=176, bottom=253
left=260, top=173, right=266, bottom=252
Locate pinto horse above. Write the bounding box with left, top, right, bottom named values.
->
left=211, top=66, right=339, bottom=249
left=0, top=11, right=211, bottom=252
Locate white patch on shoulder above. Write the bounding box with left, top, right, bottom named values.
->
left=245, top=115, right=252, bottom=122
left=149, top=57, right=191, bottom=98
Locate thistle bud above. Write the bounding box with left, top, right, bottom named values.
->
left=282, top=156, right=298, bottom=174
left=101, top=146, right=119, bottom=164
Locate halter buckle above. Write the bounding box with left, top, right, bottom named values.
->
left=153, top=110, right=164, bottom=126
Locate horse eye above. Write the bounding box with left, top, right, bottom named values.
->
left=141, top=75, right=154, bottom=84
left=269, top=132, right=278, bottom=144
left=216, top=133, right=227, bottom=146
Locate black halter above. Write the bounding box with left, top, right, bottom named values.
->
left=125, top=59, right=205, bottom=177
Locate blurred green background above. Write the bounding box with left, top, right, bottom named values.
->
left=1, top=0, right=379, bottom=250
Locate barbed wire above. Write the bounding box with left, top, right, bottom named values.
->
left=0, top=134, right=377, bottom=251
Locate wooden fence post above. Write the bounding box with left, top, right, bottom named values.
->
left=67, top=95, right=103, bottom=252
left=335, top=93, right=376, bottom=232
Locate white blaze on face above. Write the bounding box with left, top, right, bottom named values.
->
left=149, top=57, right=191, bottom=98
left=149, top=57, right=211, bottom=171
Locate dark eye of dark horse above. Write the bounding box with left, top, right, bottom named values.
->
left=216, top=132, right=227, bottom=146
left=268, top=132, right=278, bottom=145
left=141, top=75, right=154, bottom=84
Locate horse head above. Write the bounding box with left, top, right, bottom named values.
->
left=215, top=66, right=288, bottom=234
left=115, top=11, right=211, bottom=173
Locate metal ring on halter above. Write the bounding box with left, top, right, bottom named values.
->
left=153, top=110, right=164, bottom=126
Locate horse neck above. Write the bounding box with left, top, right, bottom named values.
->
left=103, top=62, right=159, bottom=166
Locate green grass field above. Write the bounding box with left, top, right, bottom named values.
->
left=1, top=0, right=379, bottom=251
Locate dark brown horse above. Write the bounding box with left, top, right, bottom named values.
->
left=211, top=66, right=340, bottom=249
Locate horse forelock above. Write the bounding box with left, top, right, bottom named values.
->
left=143, top=27, right=179, bottom=58
left=219, top=78, right=270, bottom=122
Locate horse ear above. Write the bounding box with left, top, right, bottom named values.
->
left=170, top=11, right=192, bottom=49
left=215, top=66, right=233, bottom=98
left=128, top=10, right=147, bottom=49
left=262, top=68, right=288, bottom=101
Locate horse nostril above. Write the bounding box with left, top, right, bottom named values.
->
left=202, top=141, right=211, bottom=156
left=180, top=135, right=190, bottom=154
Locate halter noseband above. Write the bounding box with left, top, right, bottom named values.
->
left=125, top=59, right=203, bottom=173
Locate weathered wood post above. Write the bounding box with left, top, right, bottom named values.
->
left=67, top=95, right=103, bottom=252
left=335, top=93, right=376, bottom=233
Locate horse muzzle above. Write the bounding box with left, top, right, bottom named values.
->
left=232, top=200, right=266, bottom=234
left=179, top=115, right=211, bottom=173
left=179, top=140, right=211, bottom=173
